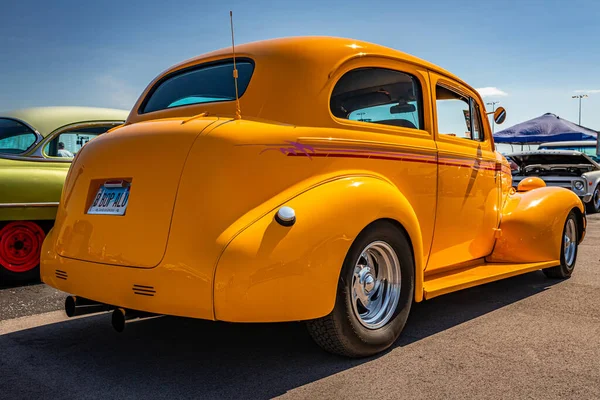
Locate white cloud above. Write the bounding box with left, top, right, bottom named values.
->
left=574, top=89, right=600, bottom=94
left=94, top=74, right=140, bottom=109
left=476, top=87, right=509, bottom=98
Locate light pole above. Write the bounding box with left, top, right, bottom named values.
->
left=572, top=95, right=588, bottom=125
left=486, top=101, right=500, bottom=133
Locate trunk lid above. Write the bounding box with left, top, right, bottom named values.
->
left=55, top=117, right=225, bottom=268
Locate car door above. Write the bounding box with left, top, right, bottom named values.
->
left=426, top=72, right=500, bottom=272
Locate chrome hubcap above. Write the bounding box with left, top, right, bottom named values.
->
left=351, top=241, right=401, bottom=330
left=564, top=218, right=577, bottom=268
left=594, top=189, right=600, bottom=209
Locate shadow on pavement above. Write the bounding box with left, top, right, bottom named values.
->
left=0, top=277, right=41, bottom=290
left=1, top=270, right=561, bottom=400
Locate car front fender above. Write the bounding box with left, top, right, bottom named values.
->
left=213, top=175, right=424, bottom=323
left=582, top=171, right=600, bottom=199
left=487, top=186, right=585, bottom=263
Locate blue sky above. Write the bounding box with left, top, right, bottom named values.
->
left=2, top=0, right=600, bottom=138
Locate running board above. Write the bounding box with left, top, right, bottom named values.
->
left=423, top=260, right=559, bottom=300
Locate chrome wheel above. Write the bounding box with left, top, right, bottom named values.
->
left=564, top=218, right=577, bottom=268
left=351, top=241, right=401, bottom=329
left=594, top=188, right=600, bottom=210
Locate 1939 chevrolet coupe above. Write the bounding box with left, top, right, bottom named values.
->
left=0, top=107, right=128, bottom=281
left=41, top=37, right=586, bottom=357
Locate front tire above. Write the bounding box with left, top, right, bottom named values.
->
left=543, top=210, right=578, bottom=279
left=585, top=185, right=600, bottom=214
left=306, top=220, right=414, bottom=358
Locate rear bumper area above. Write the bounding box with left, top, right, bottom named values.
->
left=41, top=234, right=215, bottom=321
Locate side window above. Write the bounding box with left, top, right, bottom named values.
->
left=330, top=67, right=423, bottom=130
left=44, top=125, right=116, bottom=159
left=0, top=118, right=38, bottom=155
left=435, top=85, right=484, bottom=141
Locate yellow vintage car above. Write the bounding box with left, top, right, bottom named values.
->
left=41, top=36, right=586, bottom=357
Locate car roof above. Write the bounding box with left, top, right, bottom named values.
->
left=127, top=36, right=479, bottom=125
left=539, top=140, right=597, bottom=147
left=165, top=36, right=466, bottom=86
left=0, top=106, right=129, bottom=137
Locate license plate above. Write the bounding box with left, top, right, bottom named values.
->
left=87, top=181, right=130, bottom=216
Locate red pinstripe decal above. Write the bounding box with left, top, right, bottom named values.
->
left=254, top=141, right=507, bottom=174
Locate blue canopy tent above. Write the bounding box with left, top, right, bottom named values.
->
left=494, top=113, right=598, bottom=145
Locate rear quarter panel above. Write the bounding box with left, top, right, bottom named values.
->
left=160, top=119, right=436, bottom=320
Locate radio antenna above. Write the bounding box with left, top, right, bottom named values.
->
left=230, top=11, right=241, bottom=120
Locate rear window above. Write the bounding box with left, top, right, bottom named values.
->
left=0, top=118, right=38, bottom=155
left=141, top=59, right=254, bottom=114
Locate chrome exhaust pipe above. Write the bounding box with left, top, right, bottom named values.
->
left=111, top=307, right=156, bottom=333
left=64, top=296, right=113, bottom=317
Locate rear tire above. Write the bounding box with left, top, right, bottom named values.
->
left=306, top=220, right=414, bottom=358
left=542, top=211, right=578, bottom=279
left=585, top=185, right=600, bottom=214
left=0, top=221, right=46, bottom=283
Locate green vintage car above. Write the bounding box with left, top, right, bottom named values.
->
left=0, top=106, right=129, bottom=281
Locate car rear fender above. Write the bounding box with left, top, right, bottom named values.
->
left=213, top=175, right=424, bottom=322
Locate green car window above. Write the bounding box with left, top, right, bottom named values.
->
left=0, top=118, right=38, bottom=155
left=44, top=125, right=115, bottom=159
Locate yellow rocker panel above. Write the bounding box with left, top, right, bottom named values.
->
left=423, top=260, right=559, bottom=299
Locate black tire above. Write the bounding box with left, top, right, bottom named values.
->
left=585, top=185, right=600, bottom=214
left=543, top=210, right=578, bottom=279
left=306, top=220, right=414, bottom=358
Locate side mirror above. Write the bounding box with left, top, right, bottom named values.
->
left=493, top=107, right=507, bottom=125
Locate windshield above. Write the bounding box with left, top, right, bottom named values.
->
left=141, top=59, right=254, bottom=114
left=0, top=118, right=38, bottom=155
left=538, top=144, right=599, bottom=162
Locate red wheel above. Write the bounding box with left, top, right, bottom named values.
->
left=0, top=221, right=46, bottom=280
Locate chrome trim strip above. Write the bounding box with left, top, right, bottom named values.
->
left=0, top=154, right=71, bottom=163
left=0, top=202, right=59, bottom=208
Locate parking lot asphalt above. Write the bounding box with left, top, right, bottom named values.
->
left=1, top=215, right=599, bottom=400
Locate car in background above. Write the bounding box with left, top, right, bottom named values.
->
left=0, top=106, right=129, bottom=281
left=508, top=149, right=600, bottom=213
left=538, top=140, right=599, bottom=162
